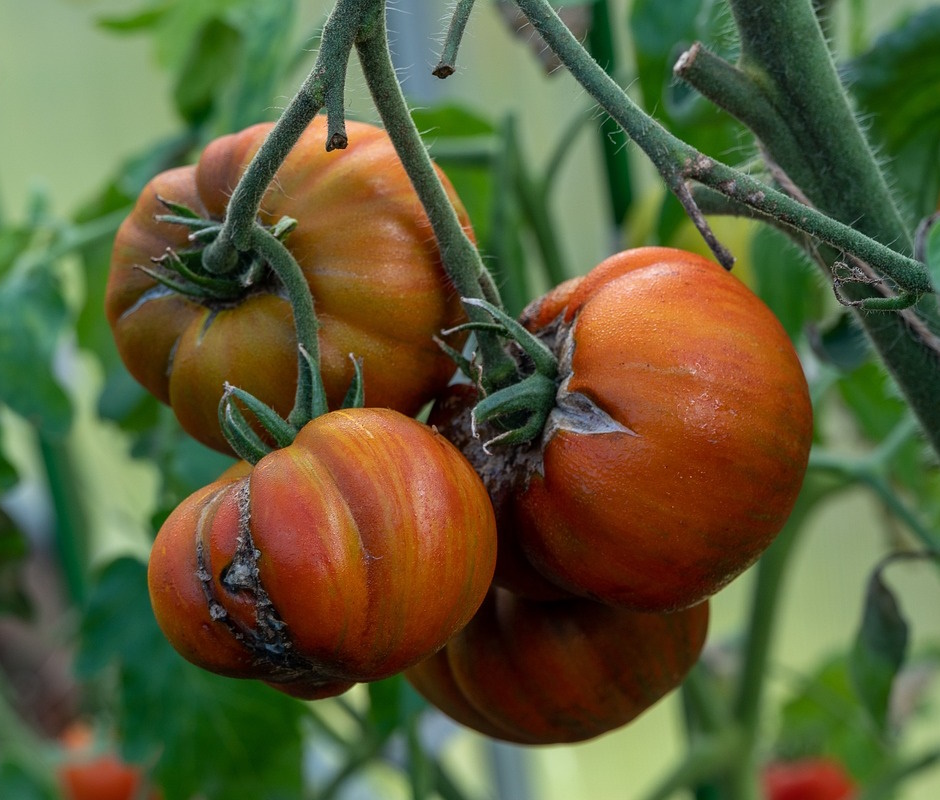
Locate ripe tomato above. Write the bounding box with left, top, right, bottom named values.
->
left=147, top=408, right=497, bottom=699
left=762, top=758, right=856, bottom=800
left=510, top=247, right=812, bottom=611
left=107, top=117, right=470, bottom=454
left=58, top=723, right=160, bottom=800
left=406, top=587, right=709, bottom=744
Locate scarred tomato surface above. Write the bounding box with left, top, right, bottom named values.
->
left=147, top=408, right=497, bottom=699
left=435, top=247, right=813, bottom=612
left=106, top=117, right=470, bottom=453
left=405, top=586, right=709, bottom=744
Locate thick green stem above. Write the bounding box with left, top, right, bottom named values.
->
left=248, top=226, right=328, bottom=425
left=37, top=431, right=87, bottom=607
left=201, top=0, right=366, bottom=275
left=355, top=9, right=519, bottom=391
left=726, top=477, right=840, bottom=798
left=512, top=0, right=930, bottom=294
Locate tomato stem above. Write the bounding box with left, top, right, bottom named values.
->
left=433, top=0, right=476, bottom=78
left=354, top=7, right=520, bottom=395
left=199, top=0, right=365, bottom=276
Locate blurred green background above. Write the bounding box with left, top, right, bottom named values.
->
left=2, top=1, right=940, bottom=799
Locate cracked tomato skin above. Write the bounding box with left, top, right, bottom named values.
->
left=147, top=408, right=497, bottom=699
left=512, top=247, right=813, bottom=612
left=106, top=117, right=470, bottom=454
left=762, top=758, right=856, bottom=800
left=406, top=586, right=709, bottom=744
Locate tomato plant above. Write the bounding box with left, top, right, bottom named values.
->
left=57, top=723, right=160, bottom=800
left=406, top=587, right=709, bottom=745
left=147, top=407, right=497, bottom=699
left=106, top=117, right=470, bottom=454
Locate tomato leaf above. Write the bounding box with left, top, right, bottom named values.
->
left=76, top=557, right=306, bottom=800
left=367, top=675, right=426, bottom=739
left=172, top=17, right=243, bottom=124
left=807, top=313, right=869, bottom=372
left=845, top=7, right=940, bottom=218
left=749, top=226, right=824, bottom=342
left=849, top=563, right=910, bottom=733
left=925, top=216, right=940, bottom=291
left=0, top=266, right=72, bottom=438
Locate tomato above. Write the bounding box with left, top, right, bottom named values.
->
left=762, top=758, right=856, bottom=800
left=107, top=117, right=470, bottom=454
left=147, top=407, right=497, bottom=699
left=405, top=587, right=709, bottom=744
left=58, top=723, right=160, bottom=800
left=436, top=247, right=812, bottom=612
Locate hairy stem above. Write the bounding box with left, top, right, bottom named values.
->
left=201, top=0, right=366, bottom=275
left=355, top=8, right=519, bottom=390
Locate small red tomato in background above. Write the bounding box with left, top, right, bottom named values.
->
left=57, top=723, right=160, bottom=800
left=762, top=758, right=857, bottom=800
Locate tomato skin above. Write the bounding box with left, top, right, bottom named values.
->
left=762, top=758, right=856, bottom=800
left=512, top=247, right=813, bottom=612
left=147, top=408, right=497, bottom=698
left=107, top=118, right=470, bottom=454
left=406, top=587, right=709, bottom=744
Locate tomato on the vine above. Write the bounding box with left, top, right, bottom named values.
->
left=147, top=407, right=497, bottom=699
left=406, top=587, right=709, bottom=744
left=437, top=247, right=813, bottom=613
left=762, top=758, right=856, bottom=800
left=57, top=723, right=160, bottom=800
left=107, top=117, right=470, bottom=454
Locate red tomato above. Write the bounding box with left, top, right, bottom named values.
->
left=507, top=247, right=812, bottom=611
left=763, top=758, right=857, bottom=800
left=107, top=117, right=470, bottom=454
left=148, top=408, right=497, bottom=699
left=57, top=723, right=160, bottom=800
left=406, top=587, right=709, bottom=744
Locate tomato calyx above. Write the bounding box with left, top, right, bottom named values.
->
left=138, top=195, right=297, bottom=307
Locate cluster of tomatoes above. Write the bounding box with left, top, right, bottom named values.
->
left=106, top=118, right=813, bottom=745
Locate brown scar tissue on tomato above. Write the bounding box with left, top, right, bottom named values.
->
left=106, top=116, right=472, bottom=455
left=147, top=408, right=498, bottom=700
left=405, top=586, right=710, bottom=745
left=434, top=247, right=814, bottom=613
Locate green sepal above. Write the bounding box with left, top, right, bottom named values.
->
left=433, top=335, right=474, bottom=378
left=153, top=248, right=243, bottom=298
left=472, top=372, right=557, bottom=450
left=292, top=343, right=330, bottom=427
left=224, top=382, right=297, bottom=449
left=271, top=216, right=298, bottom=240
left=219, top=391, right=274, bottom=465
left=462, top=297, right=558, bottom=378
left=134, top=264, right=213, bottom=300
left=156, top=195, right=203, bottom=219
left=341, top=355, right=365, bottom=409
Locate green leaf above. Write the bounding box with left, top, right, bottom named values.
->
left=367, top=675, right=425, bottom=739
left=849, top=563, right=909, bottom=733
left=749, top=226, right=825, bottom=342
left=0, top=267, right=72, bottom=437
left=76, top=558, right=306, bottom=800
left=808, top=313, right=869, bottom=372
left=0, top=761, right=56, bottom=800
left=629, top=0, right=744, bottom=160
left=837, top=361, right=907, bottom=442
left=846, top=8, right=940, bottom=218
left=97, top=3, right=172, bottom=33
left=412, top=105, right=497, bottom=139
left=173, top=17, right=243, bottom=124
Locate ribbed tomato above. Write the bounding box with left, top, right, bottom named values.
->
left=509, top=247, right=813, bottom=611
left=405, top=587, right=709, bottom=744
left=147, top=408, right=497, bottom=699
left=107, top=117, right=470, bottom=454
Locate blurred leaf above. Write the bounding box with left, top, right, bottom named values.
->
left=837, top=362, right=906, bottom=441
left=775, top=655, right=891, bottom=783
left=0, top=225, right=32, bottom=278
left=0, top=510, right=32, bottom=619
left=368, top=675, right=425, bottom=739
left=749, top=226, right=824, bottom=341
left=0, top=761, right=56, bottom=800
left=0, top=267, right=72, bottom=437
left=925, top=216, right=940, bottom=289
left=850, top=564, right=910, bottom=732
left=76, top=557, right=305, bottom=800
left=846, top=8, right=940, bottom=218
left=97, top=3, right=171, bottom=33
left=173, top=17, right=243, bottom=124
left=630, top=0, right=744, bottom=160
left=0, top=433, right=16, bottom=492
left=412, top=105, right=497, bottom=139
left=808, top=313, right=869, bottom=371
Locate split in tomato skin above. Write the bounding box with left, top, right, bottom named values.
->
left=147, top=408, right=498, bottom=699
left=106, top=117, right=471, bottom=454
left=406, top=586, right=709, bottom=745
